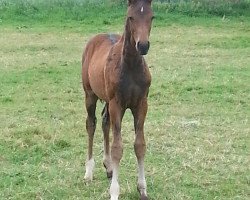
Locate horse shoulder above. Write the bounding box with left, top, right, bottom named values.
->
left=104, top=45, right=123, bottom=100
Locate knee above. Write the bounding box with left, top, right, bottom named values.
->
left=86, top=116, right=97, bottom=128
left=111, top=142, right=123, bottom=162
left=134, top=140, right=146, bottom=158
left=102, top=114, right=109, bottom=126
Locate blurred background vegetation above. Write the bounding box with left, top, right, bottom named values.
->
left=0, top=0, right=249, bottom=24
left=112, top=0, right=250, bottom=16
left=153, top=0, right=250, bottom=16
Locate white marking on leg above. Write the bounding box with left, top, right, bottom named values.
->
left=141, top=6, right=144, bottom=13
left=138, top=160, right=147, bottom=196
left=110, top=164, right=120, bottom=200
left=84, top=158, right=95, bottom=181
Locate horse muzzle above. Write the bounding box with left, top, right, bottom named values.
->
left=136, top=41, right=150, bottom=55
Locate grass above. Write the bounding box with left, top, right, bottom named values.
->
left=0, top=1, right=250, bottom=200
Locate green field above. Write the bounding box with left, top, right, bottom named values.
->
left=1, top=1, right=250, bottom=199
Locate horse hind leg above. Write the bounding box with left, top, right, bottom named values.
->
left=84, top=92, right=98, bottom=181
left=102, top=103, right=113, bottom=179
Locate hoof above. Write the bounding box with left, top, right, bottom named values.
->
left=84, top=173, right=93, bottom=182
left=140, top=194, right=148, bottom=200
left=137, top=185, right=148, bottom=200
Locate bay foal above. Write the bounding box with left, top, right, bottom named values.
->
left=82, top=0, right=154, bottom=199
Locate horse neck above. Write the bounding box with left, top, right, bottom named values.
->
left=121, top=18, right=142, bottom=67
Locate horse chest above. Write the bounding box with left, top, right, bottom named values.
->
left=118, top=73, right=149, bottom=107
left=105, top=52, right=151, bottom=106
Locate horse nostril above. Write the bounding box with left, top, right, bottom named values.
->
left=138, top=41, right=150, bottom=55
left=136, top=41, right=141, bottom=51
left=146, top=41, right=150, bottom=49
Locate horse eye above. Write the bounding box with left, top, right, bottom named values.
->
left=129, top=16, right=134, bottom=21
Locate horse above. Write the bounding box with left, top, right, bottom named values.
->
left=82, top=0, right=154, bottom=199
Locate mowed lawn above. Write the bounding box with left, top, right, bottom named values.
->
left=0, top=16, right=250, bottom=199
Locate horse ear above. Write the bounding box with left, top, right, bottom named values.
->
left=128, top=0, right=135, bottom=5
left=128, top=0, right=152, bottom=5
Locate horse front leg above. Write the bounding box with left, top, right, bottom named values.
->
left=108, top=99, right=125, bottom=200
left=132, top=99, right=148, bottom=200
